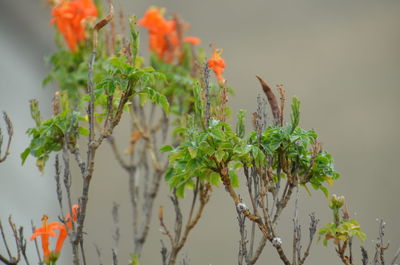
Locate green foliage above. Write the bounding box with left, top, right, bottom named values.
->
left=165, top=118, right=255, bottom=197
left=319, top=218, right=367, bottom=246
left=319, top=195, right=366, bottom=246
left=150, top=54, right=197, bottom=117
left=290, top=97, right=300, bottom=133
left=235, top=109, right=246, bottom=138
left=21, top=110, right=82, bottom=172
left=130, top=253, right=140, bottom=265
left=43, top=49, right=91, bottom=105
left=24, top=25, right=171, bottom=174
left=246, top=98, right=339, bottom=196
left=129, top=17, right=140, bottom=67
left=164, top=97, right=340, bottom=198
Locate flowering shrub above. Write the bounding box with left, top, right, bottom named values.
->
left=0, top=1, right=398, bottom=265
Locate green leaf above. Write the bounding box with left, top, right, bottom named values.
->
left=320, top=186, right=329, bottom=198
left=78, top=126, right=89, bottom=136
left=290, top=97, right=301, bottom=133
left=235, top=109, right=246, bottom=138
left=215, top=150, right=225, bottom=162
left=188, top=147, right=197, bottom=158
left=140, top=87, right=170, bottom=115
left=21, top=148, right=31, bottom=164
left=160, top=145, right=174, bottom=153
left=129, top=16, right=140, bottom=67
left=139, top=92, right=148, bottom=106
left=131, top=253, right=139, bottom=265
left=230, top=170, right=240, bottom=188
left=209, top=172, right=221, bottom=186
left=164, top=168, right=174, bottom=182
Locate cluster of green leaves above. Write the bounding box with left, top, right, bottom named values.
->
left=246, top=101, right=340, bottom=196
left=22, top=18, right=170, bottom=172
left=163, top=97, right=340, bottom=197
left=95, top=55, right=169, bottom=115
left=319, top=194, right=366, bottom=246
left=162, top=117, right=256, bottom=197
left=42, top=48, right=94, bottom=106
left=150, top=47, right=199, bottom=117
left=21, top=110, right=81, bottom=172
left=319, top=219, right=366, bottom=246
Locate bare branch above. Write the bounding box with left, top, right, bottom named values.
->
left=390, top=245, right=400, bottom=265
left=112, top=248, right=118, bottom=265
left=18, top=227, right=30, bottom=265
left=160, top=240, right=168, bottom=265
left=0, top=219, right=12, bottom=261
left=159, top=206, right=174, bottom=246
left=0, top=112, right=13, bottom=163
left=299, top=213, right=319, bottom=265
left=361, top=246, right=368, bottom=265
left=374, top=219, right=389, bottom=265
left=112, top=202, right=120, bottom=247
left=203, top=62, right=211, bottom=127
left=93, top=244, right=103, bottom=265
left=31, top=220, right=42, bottom=265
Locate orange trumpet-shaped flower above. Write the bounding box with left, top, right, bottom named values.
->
left=65, top=204, right=79, bottom=229
left=184, top=36, right=201, bottom=45
left=30, top=205, right=79, bottom=263
left=49, top=0, right=98, bottom=52
left=30, top=215, right=60, bottom=259
left=54, top=223, right=67, bottom=254
left=208, top=48, right=226, bottom=86
left=138, top=8, right=182, bottom=62
left=139, top=8, right=202, bottom=63
left=55, top=205, right=79, bottom=254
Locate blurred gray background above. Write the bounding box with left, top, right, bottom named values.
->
left=1, top=0, right=400, bottom=264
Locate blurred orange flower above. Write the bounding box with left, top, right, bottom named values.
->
left=49, top=0, right=98, bottom=52
left=139, top=8, right=202, bottom=63
left=138, top=8, right=178, bottom=62
left=208, top=48, right=226, bottom=86
left=184, top=36, right=201, bottom=45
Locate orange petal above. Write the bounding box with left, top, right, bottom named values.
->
left=184, top=36, right=201, bottom=45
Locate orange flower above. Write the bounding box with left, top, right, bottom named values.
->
left=56, top=205, right=79, bottom=253
left=30, top=205, right=79, bottom=263
left=49, top=0, right=98, bottom=52
left=184, top=36, right=201, bottom=45
left=30, top=215, right=60, bottom=259
left=55, top=224, right=67, bottom=254
left=65, top=204, right=79, bottom=230
left=208, top=48, right=226, bottom=86
left=138, top=8, right=180, bottom=62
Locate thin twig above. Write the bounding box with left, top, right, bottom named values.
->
left=299, top=213, right=319, bottom=265
left=203, top=63, right=211, bottom=127
left=160, top=240, right=168, bottom=265
left=0, top=219, right=12, bottom=260
left=31, top=220, right=42, bottom=265
left=292, top=186, right=300, bottom=265
left=112, top=202, right=120, bottom=247
left=18, top=227, right=30, bottom=265
left=0, top=112, right=13, bottom=163
left=8, top=217, right=21, bottom=264
left=112, top=248, right=118, bottom=265
left=390, top=245, right=400, bottom=265
left=93, top=244, right=103, bottom=265
left=361, top=246, right=368, bottom=265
